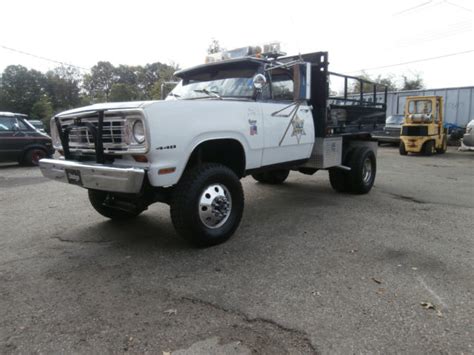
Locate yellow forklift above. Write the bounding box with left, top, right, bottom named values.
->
left=399, top=96, right=447, bottom=156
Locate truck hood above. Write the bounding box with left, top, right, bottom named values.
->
left=57, top=98, right=251, bottom=119
left=57, top=101, right=158, bottom=116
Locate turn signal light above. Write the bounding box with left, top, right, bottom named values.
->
left=158, top=167, right=176, bottom=175
left=132, top=155, right=148, bottom=163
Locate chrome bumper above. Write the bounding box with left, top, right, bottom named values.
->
left=39, top=158, right=145, bottom=193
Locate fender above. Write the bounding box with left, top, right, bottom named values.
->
left=178, top=131, right=252, bottom=180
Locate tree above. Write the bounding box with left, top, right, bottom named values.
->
left=83, top=61, right=115, bottom=102
left=375, top=74, right=397, bottom=92
left=44, top=66, right=81, bottom=112
left=207, top=39, right=221, bottom=54
left=401, top=73, right=424, bottom=91
left=0, top=65, right=45, bottom=114
left=0, top=60, right=179, bottom=115
left=30, top=95, right=54, bottom=131
left=114, top=65, right=140, bottom=86
left=350, top=72, right=397, bottom=93
left=137, top=62, right=179, bottom=99
left=109, top=83, right=140, bottom=102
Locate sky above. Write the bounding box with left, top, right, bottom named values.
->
left=0, top=0, right=473, bottom=89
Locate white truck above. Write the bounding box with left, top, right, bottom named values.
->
left=39, top=48, right=387, bottom=247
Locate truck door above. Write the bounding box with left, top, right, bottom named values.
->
left=259, top=72, right=314, bottom=166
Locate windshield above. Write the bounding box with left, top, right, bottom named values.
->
left=168, top=69, right=256, bottom=100
left=408, top=100, right=432, bottom=114
left=386, top=115, right=404, bottom=125
left=29, top=121, right=44, bottom=129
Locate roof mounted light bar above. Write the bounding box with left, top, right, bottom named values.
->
left=205, top=42, right=286, bottom=63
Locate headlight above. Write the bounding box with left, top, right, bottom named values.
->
left=132, top=120, right=145, bottom=144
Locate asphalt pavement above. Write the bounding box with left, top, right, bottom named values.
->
left=0, top=146, right=473, bottom=354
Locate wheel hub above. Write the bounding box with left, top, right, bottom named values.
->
left=362, top=158, right=372, bottom=184
left=199, top=184, right=232, bottom=228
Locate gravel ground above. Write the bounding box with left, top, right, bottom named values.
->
left=0, top=146, right=473, bottom=354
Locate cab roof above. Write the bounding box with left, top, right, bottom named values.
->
left=0, top=112, right=28, bottom=116
left=174, top=57, right=268, bottom=79
left=0, top=112, right=16, bottom=117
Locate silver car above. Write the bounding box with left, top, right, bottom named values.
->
left=372, top=114, right=405, bottom=144
left=462, top=120, right=474, bottom=147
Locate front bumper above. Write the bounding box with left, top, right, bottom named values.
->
left=400, top=136, right=428, bottom=152
left=39, top=158, right=145, bottom=193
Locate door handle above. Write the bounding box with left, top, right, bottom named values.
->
left=299, top=108, right=310, bottom=113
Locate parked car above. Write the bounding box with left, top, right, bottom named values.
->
left=26, top=119, right=47, bottom=133
left=0, top=112, right=54, bottom=166
left=372, top=114, right=404, bottom=144
left=461, top=119, right=474, bottom=148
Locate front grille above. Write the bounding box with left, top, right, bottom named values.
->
left=54, top=109, right=148, bottom=160
left=65, top=119, right=126, bottom=151
left=402, top=126, right=428, bottom=136
left=384, top=127, right=400, bottom=137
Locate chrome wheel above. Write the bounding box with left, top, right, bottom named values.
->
left=198, top=184, right=232, bottom=229
left=362, top=157, right=373, bottom=184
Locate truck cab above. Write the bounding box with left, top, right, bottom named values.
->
left=39, top=46, right=387, bottom=247
left=399, top=96, right=447, bottom=155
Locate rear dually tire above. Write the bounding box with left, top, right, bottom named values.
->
left=252, top=170, right=290, bottom=184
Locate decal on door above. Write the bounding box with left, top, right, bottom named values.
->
left=247, top=108, right=258, bottom=136
left=291, top=114, right=306, bottom=143
left=277, top=102, right=306, bottom=146
left=248, top=119, right=258, bottom=135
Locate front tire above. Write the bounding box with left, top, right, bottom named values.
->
left=423, top=140, right=434, bottom=156
left=170, top=163, right=244, bottom=247
left=23, top=148, right=47, bottom=166
left=436, top=136, right=447, bottom=154
left=88, top=190, right=143, bottom=220
left=252, top=170, right=290, bottom=184
left=399, top=142, right=408, bottom=155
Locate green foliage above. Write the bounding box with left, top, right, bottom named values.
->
left=376, top=75, right=398, bottom=92
left=150, top=81, right=163, bottom=100
left=83, top=61, right=115, bottom=102
left=109, top=83, right=140, bottom=102
left=350, top=72, right=397, bottom=94
left=30, top=95, right=54, bottom=131
left=0, top=65, right=45, bottom=114
left=350, top=72, right=422, bottom=93
left=44, top=66, right=81, bottom=111
left=0, top=60, right=178, bottom=120
left=82, top=62, right=178, bottom=102
left=401, top=73, right=424, bottom=91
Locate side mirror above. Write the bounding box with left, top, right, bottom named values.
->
left=253, top=74, right=267, bottom=90
left=293, top=62, right=311, bottom=101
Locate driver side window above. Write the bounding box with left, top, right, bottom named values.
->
left=271, top=74, right=294, bottom=101
left=0, top=117, right=16, bottom=131
left=0, top=117, right=30, bottom=131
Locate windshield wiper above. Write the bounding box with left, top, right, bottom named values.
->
left=168, top=93, right=181, bottom=98
left=193, top=89, right=222, bottom=99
